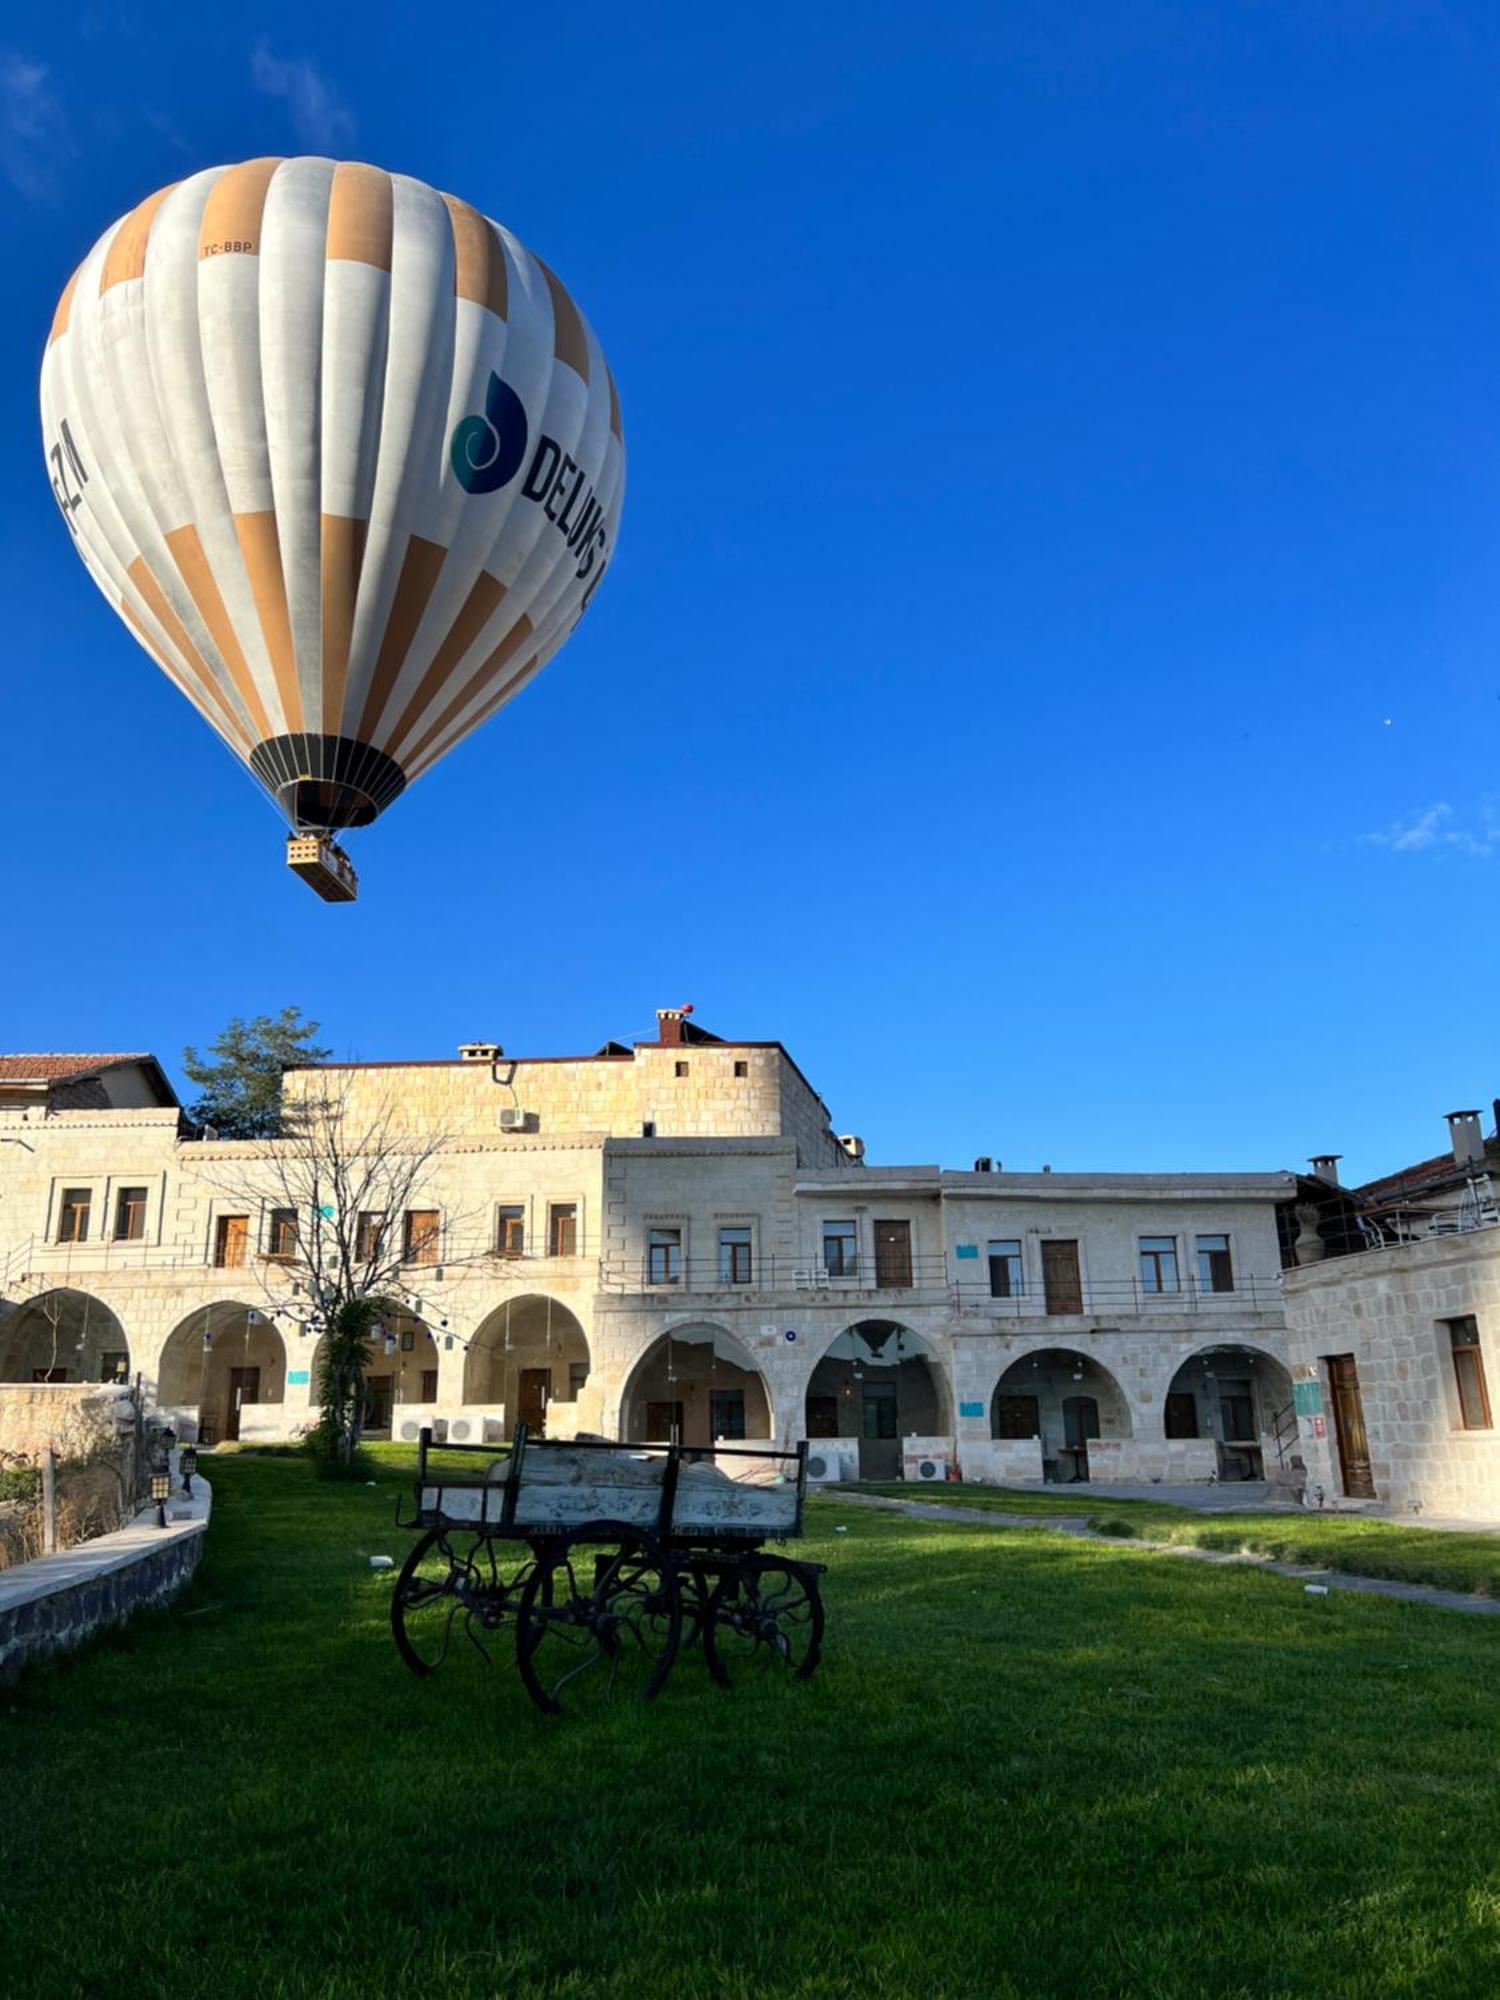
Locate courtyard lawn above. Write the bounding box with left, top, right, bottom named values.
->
left=843, top=1481, right=1500, bottom=1597
left=5, top=1455, right=1500, bottom=1999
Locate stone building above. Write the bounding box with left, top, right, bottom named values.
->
left=0, top=1013, right=1300, bottom=1488
left=1283, top=1106, right=1500, bottom=1516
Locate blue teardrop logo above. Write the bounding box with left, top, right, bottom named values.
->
left=450, top=372, right=529, bottom=495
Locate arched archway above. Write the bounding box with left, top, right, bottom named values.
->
left=463, top=1296, right=590, bottom=1440
left=991, top=1348, right=1132, bottom=1483
left=1164, top=1343, right=1296, bottom=1481
left=157, top=1300, right=286, bottom=1443
left=804, top=1321, right=950, bottom=1480
left=620, top=1325, right=773, bottom=1447
left=309, top=1309, right=439, bottom=1440
left=0, top=1290, right=129, bottom=1384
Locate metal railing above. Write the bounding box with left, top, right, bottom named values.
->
left=0, top=1229, right=606, bottom=1293
left=595, top=1250, right=1283, bottom=1315
left=3, top=1228, right=1284, bottom=1321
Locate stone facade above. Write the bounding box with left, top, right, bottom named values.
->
left=0, top=1017, right=1301, bottom=1489
left=1284, top=1230, right=1500, bottom=1516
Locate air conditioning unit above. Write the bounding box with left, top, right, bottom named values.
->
left=397, top=1417, right=424, bottom=1443
left=447, top=1416, right=476, bottom=1443
left=805, top=1443, right=854, bottom=1484
left=498, top=1107, right=528, bottom=1131
left=903, top=1451, right=948, bottom=1484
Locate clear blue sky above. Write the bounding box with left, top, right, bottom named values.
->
left=2, top=2, right=1496, bottom=1182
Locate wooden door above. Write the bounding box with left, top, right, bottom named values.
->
left=225, top=1366, right=260, bottom=1442
left=859, top=1381, right=900, bottom=1479
left=518, top=1367, right=551, bottom=1439
left=1327, top=1354, right=1375, bottom=1498
left=1042, top=1239, right=1082, bottom=1315
left=874, top=1220, right=913, bottom=1289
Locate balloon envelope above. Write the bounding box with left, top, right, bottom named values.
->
left=40, top=158, right=624, bottom=831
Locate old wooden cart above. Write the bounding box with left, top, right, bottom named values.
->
left=391, top=1425, right=826, bottom=1714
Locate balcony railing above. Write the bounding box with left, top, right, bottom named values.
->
left=0, top=1228, right=603, bottom=1293
left=595, top=1250, right=1283, bottom=1315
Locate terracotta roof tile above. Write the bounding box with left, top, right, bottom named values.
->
left=0, top=1054, right=153, bottom=1084
left=1356, top=1138, right=1500, bottom=1208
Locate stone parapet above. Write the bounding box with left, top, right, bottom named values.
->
left=0, top=1464, right=209, bottom=1684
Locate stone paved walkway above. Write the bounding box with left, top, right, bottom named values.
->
left=833, top=1492, right=1500, bottom=1619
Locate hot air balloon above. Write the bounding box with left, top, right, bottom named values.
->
left=40, top=158, right=624, bottom=901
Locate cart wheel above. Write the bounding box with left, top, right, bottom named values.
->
left=390, top=1529, right=522, bottom=1677
left=515, top=1524, right=682, bottom=1715
left=704, top=1557, right=825, bottom=1687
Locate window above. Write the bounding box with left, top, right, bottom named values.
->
left=675, top=1060, right=689, bottom=1078
left=496, top=1205, right=525, bottom=1257
left=214, top=1215, right=249, bottom=1269
left=1447, top=1317, right=1492, bottom=1431
left=647, top=1227, right=681, bottom=1285
left=403, top=1210, right=440, bottom=1265
left=1164, top=1391, right=1198, bottom=1439
left=710, top=1389, right=746, bottom=1440
left=419, top=1368, right=439, bottom=1403
left=995, top=1394, right=1040, bottom=1440
left=1195, top=1233, right=1234, bottom=1293
left=987, top=1239, right=1024, bottom=1299
left=57, top=1188, right=91, bottom=1244
left=823, top=1219, right=858, bottom=1278
left=1138, top=1235, right=1180, bottom=1294
left=548, top=1203, right=578, bottom=1258
left=734, top=1060, right=748, bottom=1078
left=356, top=1211, right=386, bottom=1262
left=718, top=1226, right=753, bottom=1285
left=268, top=1208, right=299, bottom=1261
left=113, top=1186, right=148, bottom=1242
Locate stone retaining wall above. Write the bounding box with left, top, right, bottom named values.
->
left=0, top=1470, right=210, bottom=1685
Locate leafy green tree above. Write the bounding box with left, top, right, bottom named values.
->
left=182, top=1008, right=330, bottom=1138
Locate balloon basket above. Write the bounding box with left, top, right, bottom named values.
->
left=286, top=834, right=359, bottom=903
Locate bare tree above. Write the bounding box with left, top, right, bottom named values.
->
left=202, top=1082, right=475, bottom=1470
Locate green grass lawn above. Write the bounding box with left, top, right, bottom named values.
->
left=5, top=1452, right=1500, bottom=1999
left=844, top=1481, right=1500, bottom=1597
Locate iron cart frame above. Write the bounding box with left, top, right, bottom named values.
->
left=391, top=1425, right=826, bottom=1714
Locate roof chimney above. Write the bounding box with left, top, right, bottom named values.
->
left=458, top=1041, right=502, bottom=1063
left=656, top=1007, right=691, bottom=1047
left=1447, top=1109, right=1486, bottom=1169
left=1309, top=1155, right=1342, bottom=1185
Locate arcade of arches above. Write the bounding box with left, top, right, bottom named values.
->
left=0, top=1291, right=130, bottom=1385
left=621, top=1326, right=771, bottom=1447
left=804, top=1321, right=949, bottom=1480
left=157, top=1301, right=288, bottom=1443
left=464, top=1296, right=590, bottom=1440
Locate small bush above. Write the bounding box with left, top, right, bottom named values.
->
left=0, top=1465, right=41, bottom=1504
left=1090, top=1515, right=1141, bottom=1539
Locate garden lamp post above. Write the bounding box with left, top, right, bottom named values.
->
left=150, top=1470, right=171, bottom=1529
left=181, top=1446, right=198, bottom=1498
